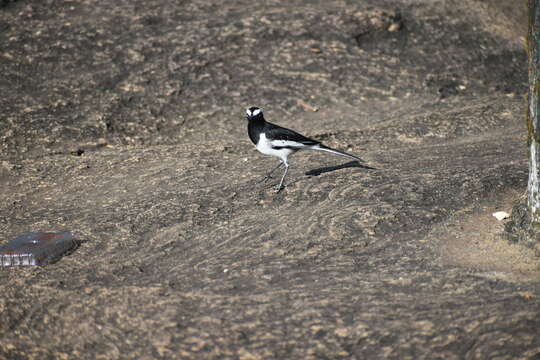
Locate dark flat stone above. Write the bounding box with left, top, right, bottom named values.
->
left=0, top=232, right=77, bottom=266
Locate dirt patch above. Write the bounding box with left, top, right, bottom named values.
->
left=438, top=190, right=540, bottom=283
left=0, top=0, right=539, bottom=359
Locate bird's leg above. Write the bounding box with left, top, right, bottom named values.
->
left=257, top=161, right=283, bottom=184
left=276, top=163, right=289, bottom=192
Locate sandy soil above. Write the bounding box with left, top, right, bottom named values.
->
left=0, top=0, right=539, bottom=359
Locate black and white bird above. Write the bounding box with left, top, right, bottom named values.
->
left=246, top=106, right=363, bottom=192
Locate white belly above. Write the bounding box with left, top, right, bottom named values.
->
left=256, top=133, right=294, bottom=163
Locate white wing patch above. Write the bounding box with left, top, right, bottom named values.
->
left=270, top=140, right=307, bottom=148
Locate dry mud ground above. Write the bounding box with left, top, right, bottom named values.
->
left=1, top=0, right=540, bottom=359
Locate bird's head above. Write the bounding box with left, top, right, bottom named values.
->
left=245, top=106, right=263, bottom=120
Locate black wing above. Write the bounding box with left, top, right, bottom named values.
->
left=264, top=122, right=320, bottom=146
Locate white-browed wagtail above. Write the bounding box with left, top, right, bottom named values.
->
left=246, top=106, right=363, bottom=192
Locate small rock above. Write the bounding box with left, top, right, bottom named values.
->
left=387, top=22, right=402, bottom=32
left=492, top=211, right=510, bottom=221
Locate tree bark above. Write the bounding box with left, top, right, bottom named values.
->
left=505, top=0, right=540, bottom=251
left=527, top=0, right=540, bottom=221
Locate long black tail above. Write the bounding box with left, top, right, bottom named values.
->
left=312, top=143, right=364, bottom=162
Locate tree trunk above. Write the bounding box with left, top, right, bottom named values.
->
left=528, top=0, right=540, bottom=221
left=505, top=0, right=540, bottom=251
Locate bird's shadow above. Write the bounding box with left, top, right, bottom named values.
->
left=305, top=160, right=377, bottom=177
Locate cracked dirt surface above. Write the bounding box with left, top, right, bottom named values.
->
left=0, top=0, right=539, bottom=359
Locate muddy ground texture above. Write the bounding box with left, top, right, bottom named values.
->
left=1, top=0, right=539, bottom=359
